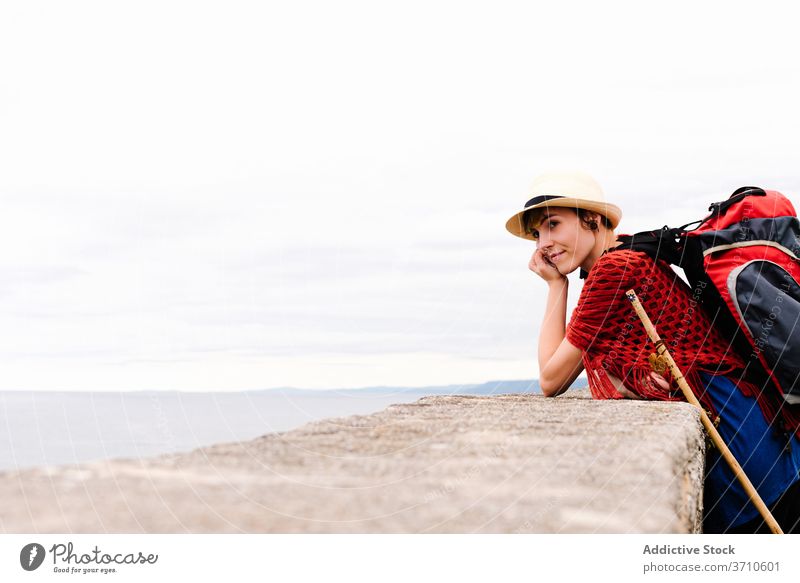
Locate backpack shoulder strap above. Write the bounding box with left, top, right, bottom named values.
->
left=611, top=226, right=690, bottom=266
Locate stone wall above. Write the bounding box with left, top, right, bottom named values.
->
left=0, top=390, right=705, bottom=533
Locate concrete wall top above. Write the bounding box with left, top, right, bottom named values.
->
left=0, top=389, right=705, bottom=533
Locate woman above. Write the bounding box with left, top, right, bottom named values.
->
left=506, top=171, right=800, bottom=533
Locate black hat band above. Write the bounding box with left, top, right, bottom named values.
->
left=524, top=194, right=565, bottom=208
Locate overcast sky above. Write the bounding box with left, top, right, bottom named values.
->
left=1, top=1, right=799, bottom=390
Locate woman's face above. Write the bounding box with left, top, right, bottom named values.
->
left=533, top=207, right=598, bottom=274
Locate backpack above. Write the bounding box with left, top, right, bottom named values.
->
left=611, top=186, right=800, bottom=404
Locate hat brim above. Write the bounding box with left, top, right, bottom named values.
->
left=505, top=198, right=622, bottom=241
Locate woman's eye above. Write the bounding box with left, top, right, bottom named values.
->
left=548, top=221, right=558, bottom=228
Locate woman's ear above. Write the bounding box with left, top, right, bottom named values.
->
left=580, top=210, right=602, bottom=232
left=583, top=210, right=602, bottom=223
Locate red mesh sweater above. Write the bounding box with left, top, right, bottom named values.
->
left=565, top=248, right=800, bottom=437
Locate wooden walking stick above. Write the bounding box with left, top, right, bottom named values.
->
left=625, top=289, right=783, bottom=534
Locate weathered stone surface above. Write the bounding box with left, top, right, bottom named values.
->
left=0, top=391, right=705, bottom=533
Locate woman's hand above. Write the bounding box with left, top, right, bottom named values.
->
left=528, top=248, right=566, bottom=283
left=608, top=372, right=670, bottom=400
left=649, top=372, right=670, bottom=392
left=607, top=374, right=642, bottom=399
left=608, top=372, right=670, bottom=399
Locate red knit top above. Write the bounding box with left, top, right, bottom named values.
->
left=565, top=248, right=800, bottom=436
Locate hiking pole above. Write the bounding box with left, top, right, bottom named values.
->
left=625, top=289, right=784, bottom=535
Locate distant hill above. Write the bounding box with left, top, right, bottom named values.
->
left=260, top=379, right=589, bottom=396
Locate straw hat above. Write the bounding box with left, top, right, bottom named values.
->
left=505, top=171, right=622, bottom=240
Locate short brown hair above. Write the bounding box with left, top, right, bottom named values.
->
left=523, top=207, right=613, bottom=239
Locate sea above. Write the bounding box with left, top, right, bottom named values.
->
left=0, top=380, right=540, bottom=472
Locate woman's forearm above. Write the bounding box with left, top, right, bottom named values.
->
left=538, top=279, right=568, bottom=376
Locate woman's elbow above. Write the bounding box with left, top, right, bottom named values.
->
left=539, top=375, right=566, bottom=397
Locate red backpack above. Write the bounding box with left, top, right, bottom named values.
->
left=612, top=187, right=800, bottom=404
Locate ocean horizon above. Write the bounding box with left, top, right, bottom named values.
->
left=0, top=379, right=549, bottom=473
